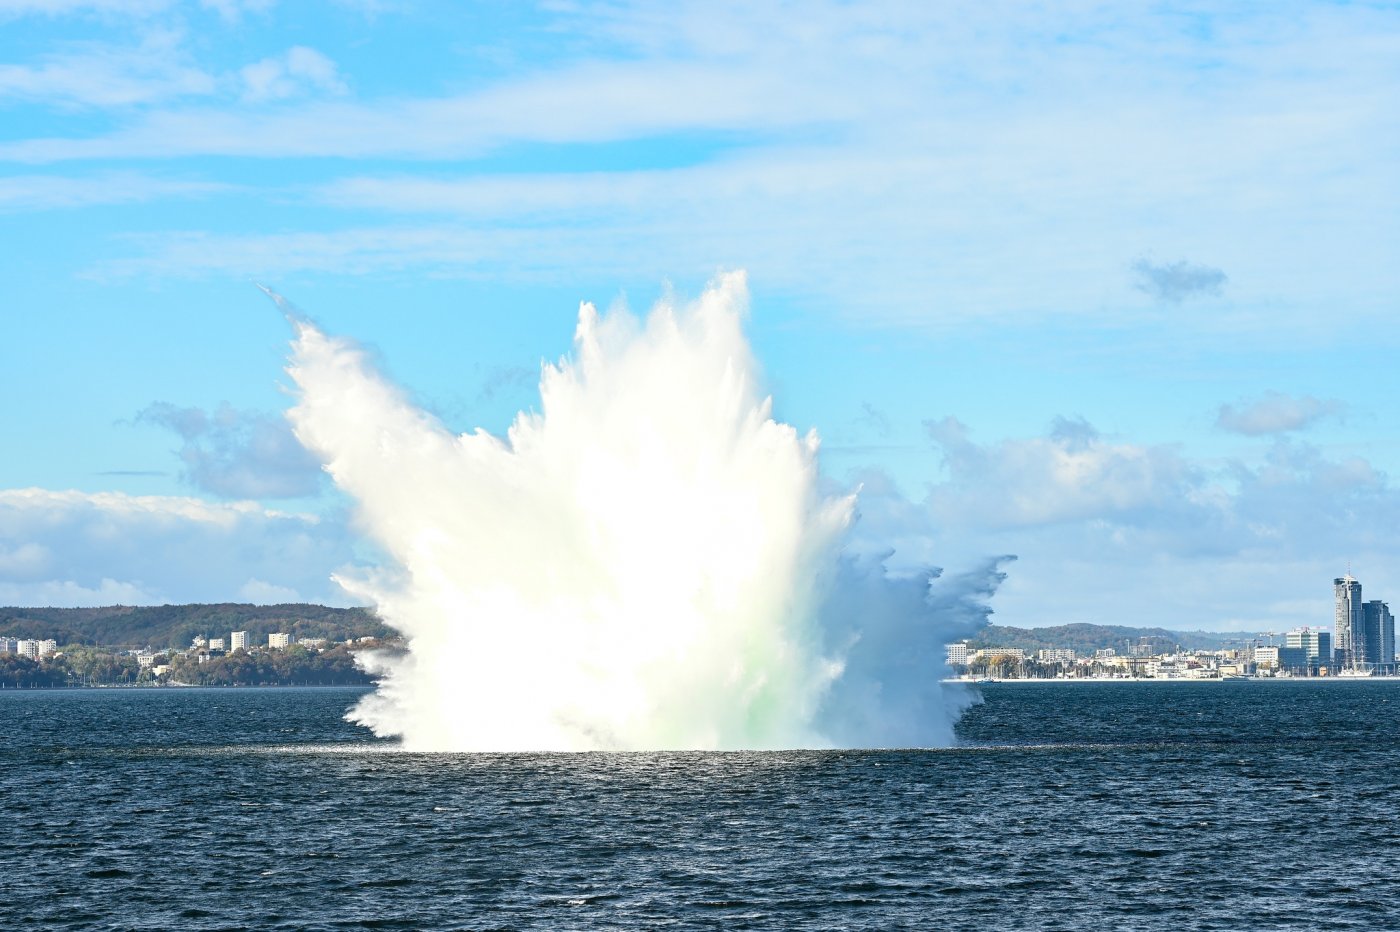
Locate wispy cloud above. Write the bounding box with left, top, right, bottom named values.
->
left=4, top=1, right=1397, bottom=334
left=0, top=0, right=272, bottom=18
left=239, top=46, right=347, bottom=102
left=1217, top=391, right=1345, bottom=436
left=0, top=29, right=216, bottom=107
left=0, top=1, right=172, bottom=18
left=1132, top=258, right=1228, bottom=303
left=0, top=172, right=229, bottom=210
left=137, top=402, right=325, bottom=499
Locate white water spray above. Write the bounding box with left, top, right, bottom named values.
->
left=285, top=273, right=1001, bottom=751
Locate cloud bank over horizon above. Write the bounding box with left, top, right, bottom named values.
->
left=0, top=487, right=357, bottom=608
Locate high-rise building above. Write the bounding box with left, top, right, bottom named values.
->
left=1335, top=574, right=1364, bottom=669
left=230, top=631, right=248, bottom=651
left=1363, top=600, right=1395, bottom=671
left=268, top=633, right=290, bottom=649
left=1281, top=627, right=1332, bottom=675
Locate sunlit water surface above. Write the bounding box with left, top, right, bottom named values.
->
left=5, top=682, right=1400, bottom=930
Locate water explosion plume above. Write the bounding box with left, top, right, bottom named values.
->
left=286, top=273, right=1002, bottom=751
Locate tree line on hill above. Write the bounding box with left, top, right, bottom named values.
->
left=966, top=622, right=1261, bottom=654
left=0, top=603, right=392, bottom=650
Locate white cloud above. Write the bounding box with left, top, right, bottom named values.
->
left=0, top=576, right=160, bottom=608
left=0, top=0, right=271, bottom=17
left=0, top=173, right=229, bottom=211
left=1, top=1, right=1395, bottom=333
left=0, top=0, right=172, bottom=17
left=240, top=46, right=347, bottom=102
left=137, top=401, right=326, bottom=499
left=0, top=30, right=216, bottom=107
left=199, top=0, right=274, bottom=21
left=1217, top=391, right=1344, bottom=436
left=0, top=542, right=50, bottom=577
left=841, top=417, right=1400, bottom=632
left=238, top=577, right=301, bottom=604
left=0, top=488, right=358, bottom=606
left=923, top=416, right=1202, bottom=530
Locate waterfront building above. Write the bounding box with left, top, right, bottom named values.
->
left=974, top=648, right=1025, bottom=662
left=230, top=631, right=248, bottom=651
left=1362, top=601, right=1395, bottom=671
left=1253, top=646, right=1280, bottom=670
left=945, top=642, right=971, bottom=667
left=1281, top=628, right=1332, bottom=675
left=1335, top=574, right=1364, bottom=669
left=268, top=633, right=290, bottom=649
left=1037, top=649, right=1076, bottom=664
left=15, top=639, right=38, bottom=659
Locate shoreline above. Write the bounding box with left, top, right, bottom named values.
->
left=943, top=676, right=1400, bottom=684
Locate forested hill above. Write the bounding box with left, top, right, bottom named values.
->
left=968, top=622, right=1262, bottom=654
left=0, top=603, right=391, bottom=650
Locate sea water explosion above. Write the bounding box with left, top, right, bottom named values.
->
left=284, top=273, right=1003, bottom=751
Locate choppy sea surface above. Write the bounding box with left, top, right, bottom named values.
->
left=5, top=681, right=1400, bottom=930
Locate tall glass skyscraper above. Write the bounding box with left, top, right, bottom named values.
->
left=1363, top=600, right=1395, bottom=671
left=1334, top=574, right=1364, bottom=669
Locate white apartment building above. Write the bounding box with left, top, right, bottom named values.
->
left=974, top=648, right=1026, bottom=666
left=230, top=631, right=248, bottom=651
left=268, top=633, right=290, bottom=649
left=945, top=642, right=971, bottom=666
left=208, top=638, right=225, bottom=651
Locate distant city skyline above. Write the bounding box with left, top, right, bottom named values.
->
left=1, top=2, right=1397, bottom=632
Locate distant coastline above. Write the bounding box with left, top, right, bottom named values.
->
left=945, top=676, right=1400, bottom=684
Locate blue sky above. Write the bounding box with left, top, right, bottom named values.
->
left=1, top=0, right=1397, bottom=632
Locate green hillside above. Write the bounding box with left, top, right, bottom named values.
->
left=967, top=622, right=1263, bottom=654
left=0, top=603, right=392, bottom=650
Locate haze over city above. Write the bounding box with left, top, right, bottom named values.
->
left=2, top=1, right=1397, bottom=635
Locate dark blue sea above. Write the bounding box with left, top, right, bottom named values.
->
left=5, top=681, right=1400, bottom=930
